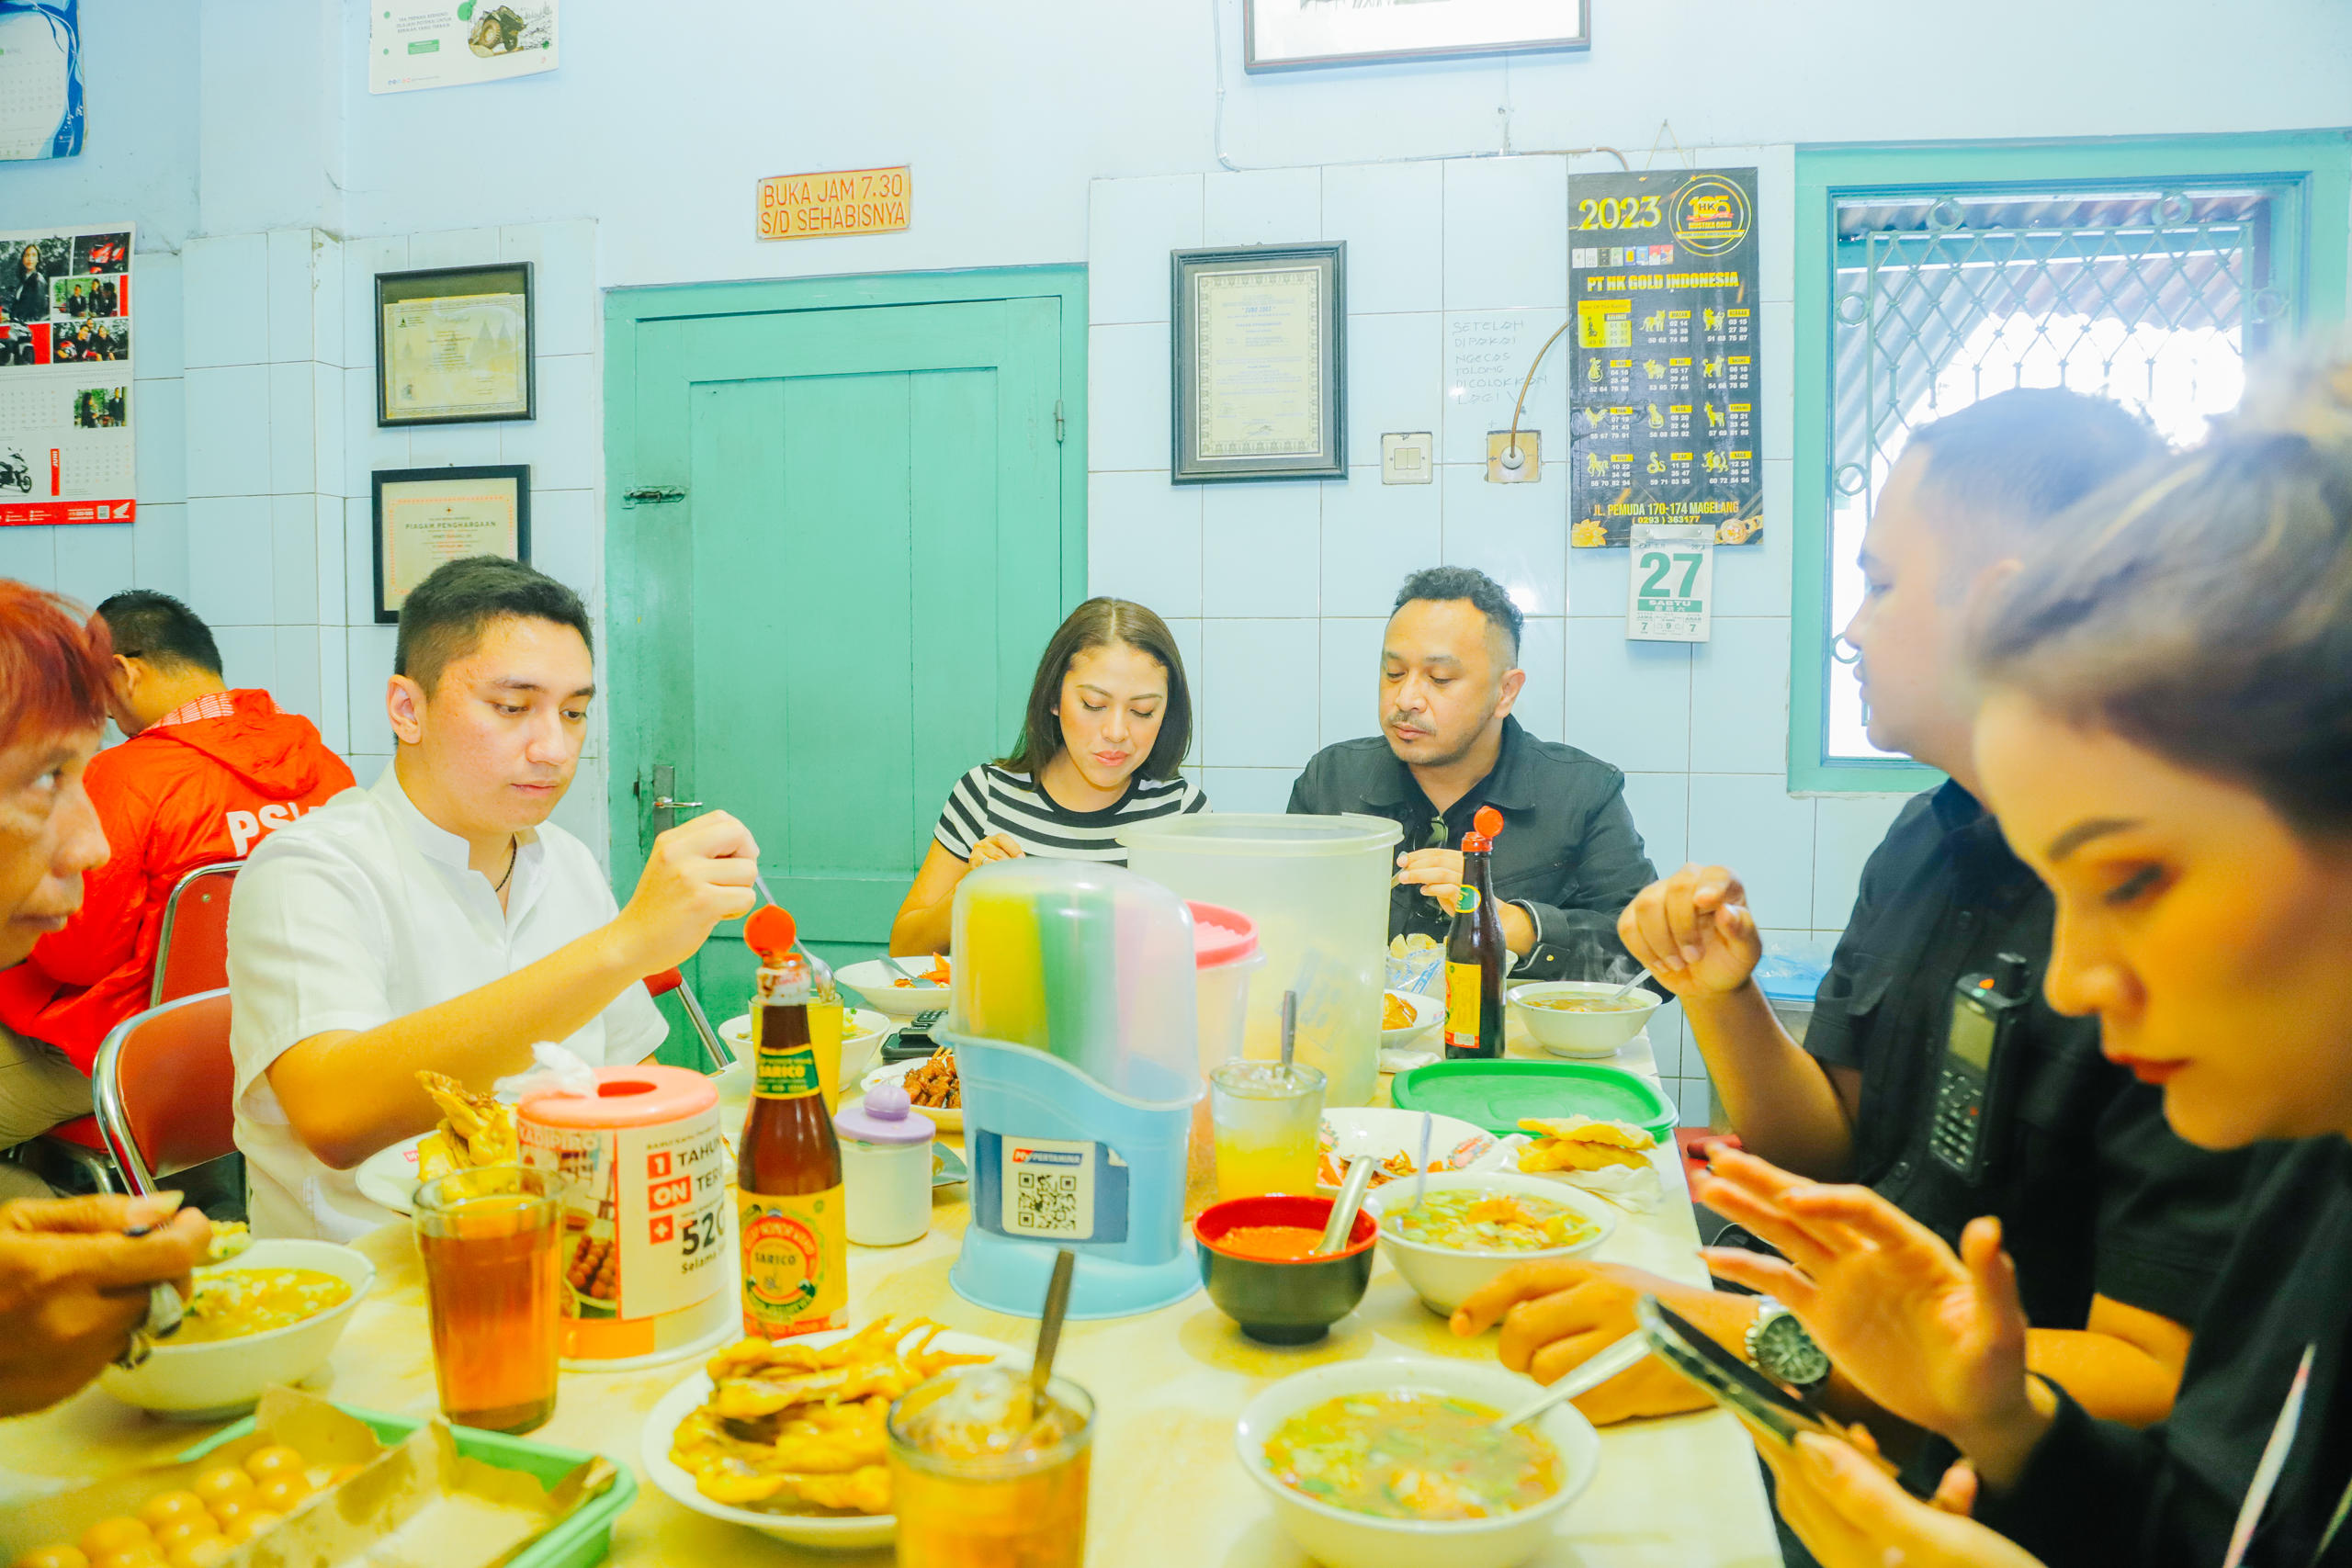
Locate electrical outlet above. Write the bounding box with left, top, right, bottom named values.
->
left=1486, top=429, right=1541, bottom=482
left=1381, top=432, right=1434, bottom=484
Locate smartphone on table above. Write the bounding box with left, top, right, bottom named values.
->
left=1634, top=1293, right=1894, bottom=1472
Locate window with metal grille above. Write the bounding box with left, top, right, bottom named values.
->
left=1790, top=137, right=2350, bottom=792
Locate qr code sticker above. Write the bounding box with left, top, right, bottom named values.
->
left=1013, top=1168, right=1081, bottom=1236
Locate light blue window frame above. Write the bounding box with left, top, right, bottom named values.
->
left=1789, top=131, right=2352, bottom=794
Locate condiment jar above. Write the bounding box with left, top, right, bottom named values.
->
left=836, top=1082, right=936, bottom=1247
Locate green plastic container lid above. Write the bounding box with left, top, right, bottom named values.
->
left=1391, top=1059, right=1678, bottom=1141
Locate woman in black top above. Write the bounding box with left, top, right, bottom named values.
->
left=1690, top=354, right=2352, bottom=1568
left=6, top=244, right=44, bottom=325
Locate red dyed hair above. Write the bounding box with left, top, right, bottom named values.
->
left=0, top=578, right=112, bottom=747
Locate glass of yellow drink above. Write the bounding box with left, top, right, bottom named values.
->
left=1209, top=1059, right=1326, bottom=1199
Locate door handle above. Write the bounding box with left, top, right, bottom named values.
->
left=651, top=796, right=704, bottom=812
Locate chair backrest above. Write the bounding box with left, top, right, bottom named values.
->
left=151, top=861, right=243, bottom=1008
left=92, top=988, right=236, bottom=1193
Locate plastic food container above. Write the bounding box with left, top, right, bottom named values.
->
left=838, top=1081, right=936, bottom=1247
left=1123, top=813, right=1403, bottom=1109
left=517, top=1065, right=733, bottom=1370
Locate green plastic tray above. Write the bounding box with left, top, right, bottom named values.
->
left=176, top=1404, right=634, bottom=1568
left=1391, top=1059, right=1679, bottom=1141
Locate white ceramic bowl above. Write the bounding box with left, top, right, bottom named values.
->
left=1507, top=981, right=1662, bottom=1058
left=720, top=1006, right=891, bottom=1085
left=1381, top=987, right=1442, bottom=1047
left=1363, top=1172, right=1617, bottom=1316
left=100, top=1239, right=375, bottom=1419
left=835, top=959, right=952, bottom=1019
left=1235, top=1356, right=1600, bottom=1568
left=640, top=1325, right=1016, bottom=1550
left=859, top=1057, right=963, bottom=1132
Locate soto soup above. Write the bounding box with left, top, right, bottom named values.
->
left=1524, top=994, right=1646, bottom=1013
left=1263, top=1389, right=1561, bottom=1521
left=1389, top=1189, right=1599, bottom=1253
left=176, top=1266, right=353, bottom=1343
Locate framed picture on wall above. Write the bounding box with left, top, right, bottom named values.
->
left=1244, top=0, right=1589, bottom=71
left=1170, top=243, right=1345, bottom=483
left=372, top=464, right=531, bottom=624
left=375, top=261, right=535, bottom=426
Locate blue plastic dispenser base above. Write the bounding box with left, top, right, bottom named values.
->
left=946, top=1034, right=1200, bottom=1320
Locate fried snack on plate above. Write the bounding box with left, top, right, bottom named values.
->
left=414, top=1070, right=518, bottom=1179
left=1517, top=1114, right=1656, bottom=1173
left=670, top=1317, right=992, bottom=1516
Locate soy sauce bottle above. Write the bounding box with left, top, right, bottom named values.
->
left=1443, top=806, right=1507, bottom=1060
left=736, top=905, right=848, bottom=1339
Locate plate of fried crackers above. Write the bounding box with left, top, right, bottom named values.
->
left=643, top=1317, right=1016, bottom=1548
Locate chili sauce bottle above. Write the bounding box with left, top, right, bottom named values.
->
left=1443, top=806, right=1507, bottom=1060
left=736, top=905, right=848, bottom=1338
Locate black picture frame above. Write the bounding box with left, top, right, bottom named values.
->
left=1170, top=243, right=1346, bottom=483
left=372, top=464, right=532, bottom=625
left=374, top=261, right=536, bottom=427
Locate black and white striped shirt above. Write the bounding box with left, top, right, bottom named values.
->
left=932, top=764, right=1208, bottom=866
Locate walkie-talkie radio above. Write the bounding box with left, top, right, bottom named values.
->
left=1928, top=952, right=2033, bottom=1183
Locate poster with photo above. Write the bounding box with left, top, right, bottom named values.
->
left=0, top=221, right=133, bottom=525
left=1566, top=167, right=1762, bottom=548
left=369, top=1, right=558, bottom=95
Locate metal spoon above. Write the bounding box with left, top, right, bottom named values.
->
left=1600, top=965, right=1655, bottom=1005
left=1315, top=1155, right=1378, bottom=1257
left=1279, top=989, right=1298, bottom=1079
left=1026, top=1249, right=1078, bottom=1429
left=1487, top=1332, right=1650, bottom=1431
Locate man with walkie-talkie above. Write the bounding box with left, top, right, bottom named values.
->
left=1451, top=389, right=2256, bottom=1457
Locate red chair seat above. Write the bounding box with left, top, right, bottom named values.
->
left=45, top=1114, right=106, bottom=1150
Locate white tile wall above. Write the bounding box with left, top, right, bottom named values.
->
left=1089, top=149, right=1884, bottom=1117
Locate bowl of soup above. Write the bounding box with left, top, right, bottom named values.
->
left=1363, top=1174, right=1615, bottom=1316
left=1235, top=1357, right=1600, bottom=1568
left=1194, top=1193, right=1377, bottom=1345
left=1507, top=981, right=1662, bottom=1058
left=101, top=1239, right=374, bottom=1418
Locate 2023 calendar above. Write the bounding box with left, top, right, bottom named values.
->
left=0, top=220, right=133, bottom=527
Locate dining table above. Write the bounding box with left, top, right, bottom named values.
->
left=0, top=1015, right=1783, bottom=1567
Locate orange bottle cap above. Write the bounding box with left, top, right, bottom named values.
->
left=1474, top=806, right=1504, bottom=840
left=743, top=904, right=796, bottom=961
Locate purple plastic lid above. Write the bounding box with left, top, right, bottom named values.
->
left=836, top=1080, right=935, bottom=1145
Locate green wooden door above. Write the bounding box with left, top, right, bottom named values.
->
left=607, top=277, right=1082, bottom=1027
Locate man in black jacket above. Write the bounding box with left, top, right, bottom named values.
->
left=1287, top=565, right=1657, bottom=981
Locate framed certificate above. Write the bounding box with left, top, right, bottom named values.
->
left=1170, top=243, right=1345, bottom=483
left=375, top=262, right=535, bottom=426
left=372, top=465, right=531, bottom=624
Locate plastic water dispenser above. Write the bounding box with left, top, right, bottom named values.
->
left=942, top=859, right=1221, bottom=1319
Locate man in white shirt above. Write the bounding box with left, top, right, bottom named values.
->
left=229, top=558, right=758, bottom=1238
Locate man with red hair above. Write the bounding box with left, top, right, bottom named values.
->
left=0, top=579, right=209, bottom=1415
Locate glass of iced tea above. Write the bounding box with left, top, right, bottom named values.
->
left=1209, top=1059, right=1326, bottom=1200
left=888, top=1364, right=1094, bottom=1568
left=413, top=1165, right=562, bottom=1433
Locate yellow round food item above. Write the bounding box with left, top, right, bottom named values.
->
left=243, top=1445, right=304, bottom=1482
left=146, top=1520, right=214, bottom=1559
left=165, top=1541, right=229, bottom=1568
left=250, top=1473, right=309, bottom=1515
left=202, top=1498, right=247, bottom=1534
left=190, top=1468, right=253, bottom=1509
left=12, top=1545, right=92, bottom=1568
left=221, top=1511, right=281, bottom=1546
left=89, top=1551, right=163, bottom=1568
left=134, top=1495, right=205, bottom=1534
left=74, top=1522, right=150, bottom=1561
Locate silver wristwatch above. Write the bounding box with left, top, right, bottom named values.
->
left=1744, top=1296, right=1831, bottom=1388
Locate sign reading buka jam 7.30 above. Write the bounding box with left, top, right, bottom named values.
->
left=1566, top=167, right=1762, bottom=548
left=755, top=166, right=911, bottom=241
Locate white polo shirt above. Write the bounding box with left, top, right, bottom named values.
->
left=228, top=764, right=664, bottom=1239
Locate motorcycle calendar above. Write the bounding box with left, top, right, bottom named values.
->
left=0, top=220, right=134, bottom=526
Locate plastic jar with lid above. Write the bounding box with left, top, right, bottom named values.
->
left=837, top=1082, right=936, bottom=1247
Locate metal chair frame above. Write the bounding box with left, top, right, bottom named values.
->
left=91, top=987, right=234, bottom=1195
left=150, top=859, right=243, bottom=1007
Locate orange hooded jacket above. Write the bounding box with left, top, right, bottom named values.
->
left=0, top=690, right=356, bottom=1072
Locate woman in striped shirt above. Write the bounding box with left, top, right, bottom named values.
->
left=888, top=598, right=1208, bottom=955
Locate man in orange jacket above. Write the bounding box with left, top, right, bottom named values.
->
left=0, top=592, right=356, bottom=1086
